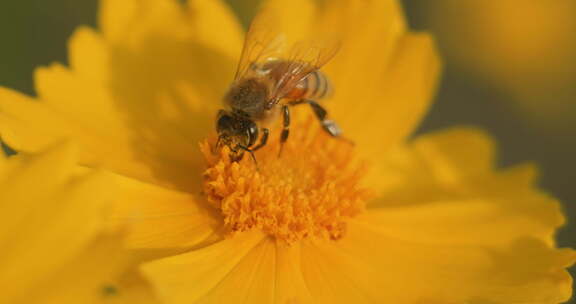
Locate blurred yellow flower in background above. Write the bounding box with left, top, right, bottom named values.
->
left=0, top=143, right=158, bottom=304
left=423, top=0, right=576, bottom=130
left=0, top=0, right=574, bottom=303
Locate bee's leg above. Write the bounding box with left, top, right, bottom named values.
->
left=238, top=145, right=259, bottom=168
left=289, top=98, right=339, bottom=135
left=279, top=105, right=290, bottom=157
left=306, top=100, right=341, bottom=136
left=303, top=99, right=354, bottom=144
left=251, top=128, right=270, bottom=151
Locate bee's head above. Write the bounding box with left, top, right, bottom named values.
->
left=216, top=110, right=258, bottom=160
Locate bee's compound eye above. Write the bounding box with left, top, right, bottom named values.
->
left=217, top=111, right=234, bottom=132
left=247, top=122, right=259, bottom=147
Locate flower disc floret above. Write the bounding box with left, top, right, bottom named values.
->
left=202, top=120, right=372, bottom=243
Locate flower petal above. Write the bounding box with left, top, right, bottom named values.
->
left=479, top=238, right=575, bottom=303
left=20, top=234, right=161, bottom=304
left=300, top=221, right=488, bottom=303
left=407, top=127, right=495, bottom=182
left=98, top=0, right=138, bottom=43
left=314, top=0, right=440, bottom=157
left=0, top=142, right=76, bottom=241
left=34, top=63, right=128, bottom=141
left=100, top=0, right=242, bottom=50
left=109, top=271, right=162, bottom=304
left=324, top=0, right=407, bottom=91
left=361, top=194, right=563, bottom=248
left=0, top=87, right=196, bottom=191
left=141, top=231, right=265, bottom=304
left=193, top=240, right=315, bottom=304
left=331, top=32, right=441, bottom=159
left=334, top=34, right=440, bottom=159
left=2, top=0, right=244, bottom=192
left=186, top=0, right=245, bottom=60
left=110, top=173, right=220, bottom=250
left=0, top=88, right=79, bottom=153
left=99, top=0, right=240, bottom=102
left=21, top=235, right=127, bottom=304
left=0, top=143, right=116, bottom=303
left=364, top=128, right=564, bottom=245
left=366, top=127, right=513, bottom=192
left=300, top=221, right=575, bottom=303
left=69, top=26, right=109, bottom=83
left=142, top=234, right=316, bottom=304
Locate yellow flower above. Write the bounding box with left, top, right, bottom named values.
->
left=0, top=0, right=573, bottom=304
left=0, top=143, right=158, bottom=303
left=423, top=0, right=576, bottom=130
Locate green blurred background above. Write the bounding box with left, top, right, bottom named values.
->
left=1, top=0, right=574, bottom=296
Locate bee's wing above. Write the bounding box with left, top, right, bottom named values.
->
left=234, top=6, right=286, bottom=81
left=234, top=2, right=340, bottom=86
left=270, top=39, right=340, bottom=103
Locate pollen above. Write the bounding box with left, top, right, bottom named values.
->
left=201, top=119, right=373, bottom=243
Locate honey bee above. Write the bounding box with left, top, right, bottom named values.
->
left=215, top=6, right=346, bottom=162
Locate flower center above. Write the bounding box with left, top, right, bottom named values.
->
left=201, top=119, right=373, bottom=243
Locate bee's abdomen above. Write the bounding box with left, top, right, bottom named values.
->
left=286, top=70, right=333, bottom=100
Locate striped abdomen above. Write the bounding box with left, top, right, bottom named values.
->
left=285, top=70, right=333, bottom=100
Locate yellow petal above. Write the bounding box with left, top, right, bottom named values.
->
left=143, top=234, right=315, bottom=304
left=254, top=0, right=316, bottom=44
left=478, top=238, right=575, bottom=304
left=0, top=87, right=79, bottom=153
left=19, top=234, right=161, bottom=304
left=426, top=0, right=576, bottom=130
left=363, top=129, right=563, bottom=246
left=0, top=142, right=78, bottom=240
left=193, top=240, right=315, bottom=304
left=0, top=84, right=207, bottom=192
left=300, top=221, right=487, bottom=303
left=109, top=271, right=163, bottom=304
left=3, top=0, right=244, bottom=192
left=142, top=219, right=574, bottom=304
left=368, top=127, right=534, bottom=199
left=409, top=127, right=495, bottom=182
left=0, top=143, right=116, bottom=303
left=98, top=0, right=138, bottom=43
left=99, top=0, right=239, bottom=102
left=361, top=194, right=563, bottom=248
left=300, top=221, right=575, bottom=303
left=109, top=173, right=220, bottom=249
left=186, top=0, right=245, bottom=60
left=0, top=86, right=130, bottom=167
left=69, top=26, right=109, bottom=83
left=325, top=0, right=407, bottom=86
left=330, top=33, right=441, bottom=159
left=273, top=241, right=315, bottom=304
left=21, top=235, right=127, bottom=304
left=99, top=0, right=197, bottom=45
left=0, top=143, right=159, bottom=304
left=34, top=63, right=127, bottom=137
left=141, top=231, right=266, bottom=304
